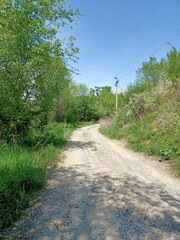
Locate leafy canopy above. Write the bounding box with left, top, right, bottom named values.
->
left=0, top=0, right=79, bottom=144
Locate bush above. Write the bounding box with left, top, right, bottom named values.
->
left=21, top=122, right=74, bottom=148
left=126, top=90, right=161, bottom=119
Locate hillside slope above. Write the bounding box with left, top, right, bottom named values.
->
left=101, top=47, right=180, bottom=176
left=101, top=79, right=180, bottom=176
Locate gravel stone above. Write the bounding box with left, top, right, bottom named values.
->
left=13, top=124, right=180, bottom=240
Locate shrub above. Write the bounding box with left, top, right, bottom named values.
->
left=20, top=122, right=74, bottom=148
left=126, top=91, right=161, bottom=119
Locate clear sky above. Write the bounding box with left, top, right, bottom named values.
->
left=64, top=0, right=180, bottom=91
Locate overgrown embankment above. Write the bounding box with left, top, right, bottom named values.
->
left=101, top=48, right=180, bottom=176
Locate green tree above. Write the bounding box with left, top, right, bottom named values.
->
left=99, top=86, right=115, bottom=116
left=0, top=0, right=79, bottom=144
left=88, top=86, right=115, bottom=117
left=73, top=83, right=89, bottom=96
left=126, top=56, right=167, bottom=100
left=136, top=57, right=163, bottom=86
left=164, top=46, right=180, bottom=83
left=54, top=83, right=99, bottom=123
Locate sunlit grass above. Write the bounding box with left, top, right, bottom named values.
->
left=0, top=122, right=76, bottom=229
left=101, top=112, right=180, bottom=176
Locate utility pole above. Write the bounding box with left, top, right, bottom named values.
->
left=114, top=77, right=119, bottom=115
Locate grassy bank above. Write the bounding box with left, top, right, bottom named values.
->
left=0, top=122, right=78, bottom=229
left=100, top=83, right=180, bottom=176
left=101, top=115, right=180, bottom=176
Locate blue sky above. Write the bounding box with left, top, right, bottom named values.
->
left=64, top=0, right=180, bottom=91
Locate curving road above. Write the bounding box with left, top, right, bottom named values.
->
left=17, top=124, right=180, bottom=240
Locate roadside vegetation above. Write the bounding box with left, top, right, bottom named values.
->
left=0, top=0, right=116, bottom=230
left=0, top=122, right=74, bottom=229
left=101, top=47, right=180, bottom=176
left=1, top=0, right=179, bottom=231
left=0, top=0, right=77, bottom=230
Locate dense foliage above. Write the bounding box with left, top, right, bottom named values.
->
left=54, top=84, right=116, bottom=123
left=125, top=47, right=180, bottom=100
left=0, top=0, right=79, bottom=145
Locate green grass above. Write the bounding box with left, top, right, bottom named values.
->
left=0, top=122, right=79, bottom=229
left=0, top=147, right=45, bottom=228
left=0, top=121, right=95, bottom=229
left=101, top=112, right=180, bottom=176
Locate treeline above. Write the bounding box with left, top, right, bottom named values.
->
left=125, top=46, right=180, bottom=99
left=0, top=0, right=115, bottom=147
left=102, top=46, right=180, bottom=176
left=54, top=84, right=116, bottom=123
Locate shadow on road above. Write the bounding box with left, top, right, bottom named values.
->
left=65, top=140, right=96, bottom=151
left=16, top=163, right=180, bottom=240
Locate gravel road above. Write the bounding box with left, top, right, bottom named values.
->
left=16, top=124, right=180, bottom=240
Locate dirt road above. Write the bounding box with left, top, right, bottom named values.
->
left=17, top=124, right=180, bottom=240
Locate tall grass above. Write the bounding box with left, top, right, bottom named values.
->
left=0, top=122, right=74, bottom=229
left=0, top=147, right=45, bottom=228
left=101, top=114, right=180, bottom=176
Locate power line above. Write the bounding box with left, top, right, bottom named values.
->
left=116, top=14, right=180, bottom=76
left=120, top=28, right=180, bottom=79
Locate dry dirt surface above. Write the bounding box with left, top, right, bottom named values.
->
left=16, top=124, right=180, bottom=240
